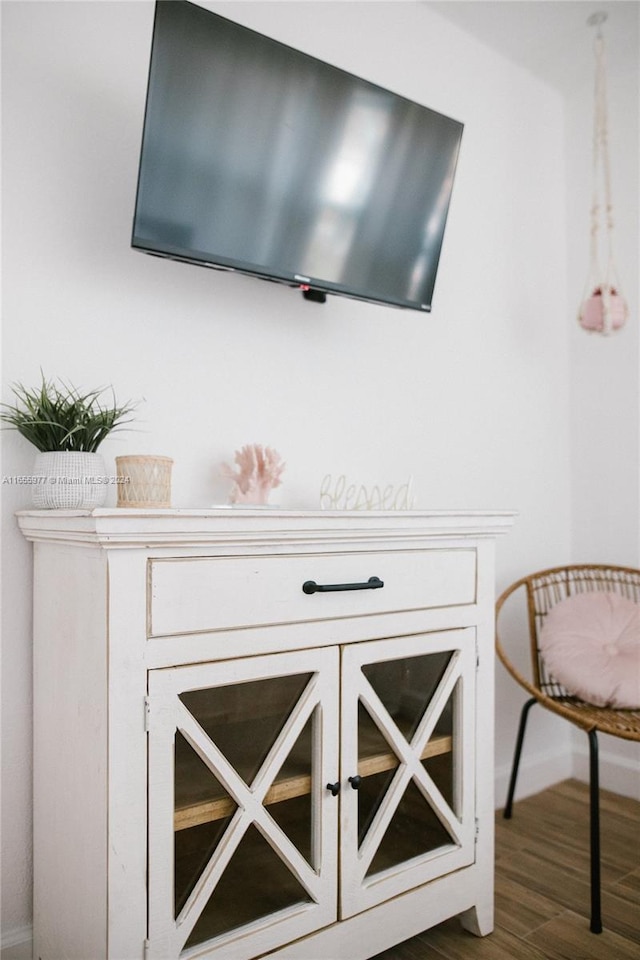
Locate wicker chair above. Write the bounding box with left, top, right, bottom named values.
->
left=495, top=564, right=640, bottom=933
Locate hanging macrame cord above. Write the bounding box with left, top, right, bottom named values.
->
left=578, top=13, right=628, bottom=335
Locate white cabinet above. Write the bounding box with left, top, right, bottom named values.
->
left=19, top=508, right=513, bottom=960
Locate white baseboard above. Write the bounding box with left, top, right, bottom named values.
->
left=494, top=747, right=573, bottom=809
left=1, top=926, right=32, bottom=960
left=572, top=744, right=640, bottom=801
left=495, top=741, right=640, bottom=808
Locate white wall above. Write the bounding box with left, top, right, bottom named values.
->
left=1, top=0, right=575, bottom=948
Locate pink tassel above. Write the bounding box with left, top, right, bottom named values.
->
left=579, top=286, right=628, bottom=334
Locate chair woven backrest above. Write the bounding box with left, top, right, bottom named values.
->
left=525, top=564, right=640, bottom=698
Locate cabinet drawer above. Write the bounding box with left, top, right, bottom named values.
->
left=148, top=549, right=476, bottom=637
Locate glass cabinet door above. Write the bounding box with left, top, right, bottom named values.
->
left=147, top=647, right=339, bottom=960
left=340, top=629, right=477, bottom=918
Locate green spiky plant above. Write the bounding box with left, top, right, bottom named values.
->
left=0, top=373, right=136, bottom=453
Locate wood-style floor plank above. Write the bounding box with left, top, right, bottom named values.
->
left=371, top=780, right=639, bottom=960
left=493, top=874, right=564, bottom=939
left=524, top=910, right=640, bottom=960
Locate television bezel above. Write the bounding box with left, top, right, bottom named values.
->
left=131, top=0, right=464, bottom=313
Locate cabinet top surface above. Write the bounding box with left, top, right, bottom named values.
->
left=17, top=507, right=515, bottom=548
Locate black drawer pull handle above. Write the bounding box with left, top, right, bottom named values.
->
left=302, top=576, right=384, bottom=595
left=326, top=781, right=341, bottom=796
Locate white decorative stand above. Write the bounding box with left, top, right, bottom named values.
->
left=19, top=507, right=513, bottom=960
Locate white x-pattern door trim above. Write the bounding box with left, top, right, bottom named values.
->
left=147, top=647, right=339, bottom=960
left=340, top=629, right=476, bottom=919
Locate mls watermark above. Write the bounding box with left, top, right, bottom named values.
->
left=2, top=475, right=130, bottom=485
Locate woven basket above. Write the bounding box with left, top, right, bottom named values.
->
left=116, top=455, right=173, bottom=508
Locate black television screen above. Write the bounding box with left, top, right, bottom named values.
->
left=132, top=0, right=464, bottom=312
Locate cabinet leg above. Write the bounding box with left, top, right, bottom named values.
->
left=458, top=902, right=494, bottom=937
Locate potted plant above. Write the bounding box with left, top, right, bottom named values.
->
left=1, top=373, right=136, bottom=509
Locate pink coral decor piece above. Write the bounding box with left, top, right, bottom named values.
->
left=223, top=443, right=285, bottom=505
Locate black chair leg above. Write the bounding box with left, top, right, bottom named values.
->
left=588, top=729, right=602, bottom=933
left=503, top=697, right=537, bottom=819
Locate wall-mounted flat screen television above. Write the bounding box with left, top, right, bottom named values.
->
left=131, top=0, right=464, bottom=312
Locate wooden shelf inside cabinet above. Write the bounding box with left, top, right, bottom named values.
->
left=174, top=734, right=453, bottom=832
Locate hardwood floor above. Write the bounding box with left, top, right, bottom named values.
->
left=371, top=780, right=640, bottom=960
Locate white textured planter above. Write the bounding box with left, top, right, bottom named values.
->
left=32, top=451, right=108, bottom=509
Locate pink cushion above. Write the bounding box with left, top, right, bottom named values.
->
left=539, top=592, right=640, bottom=708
